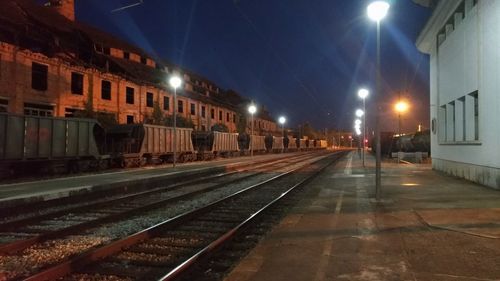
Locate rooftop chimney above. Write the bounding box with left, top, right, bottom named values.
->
left=46, top=0, right=75, bottom=21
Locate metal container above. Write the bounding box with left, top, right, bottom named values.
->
left=287, top=137, right=298, bottom=150
left=319, top=140, right=328, bottom=148
left=0, top=113, right=102, bottom=161
left=250, top=135, right=266, bottom=152
left=213, top=131, right=239, bottom=153
left=107, top=124, right=194, bottom=164
left=272, top=136, right=284, bottom=151
left=299, top=138, right=307, bottom=150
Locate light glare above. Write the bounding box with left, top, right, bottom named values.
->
left=279, top=116, right=286, bottom=124
left=358, top=88, right=369, bottom=99
left=356, top=109, right=364, bottom=117
left=248, top=104, right=257, bottom=114
left=169, top=76, right=182, bottom=89
left=367, top=1, right=390, bottom=22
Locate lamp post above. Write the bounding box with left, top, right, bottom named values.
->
left=394, top=100, right=409, bottom=163
left=248, top=104, right=257, bottom=157
left=367, top=0, right=390, bottom=201
left=358, top=88, right=369, bottom=167
left=169, top=75, right=182, bottom=168
left=279, top=116, right=286, bottom=153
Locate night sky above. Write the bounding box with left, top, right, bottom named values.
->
left=68, top=0, right=431, bottom=133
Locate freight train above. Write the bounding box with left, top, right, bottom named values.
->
left=0, top=113, right=328, bottom=178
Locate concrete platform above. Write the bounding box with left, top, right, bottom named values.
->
left=0, top=153, right=298, bottom=208
left=225, top=152, right=500, bottom=281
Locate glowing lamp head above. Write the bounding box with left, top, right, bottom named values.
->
left=395, top=101, right=409, bottom=113
left=355, top=109, right=364, bottom=118
left=367, top=1, right=390, bottom=22
left=358, top=88, right=369, bottom=99
left=279, top=116, right=286, bottom=125
left=169, top=75, right=182, bottom=89
left=248, top=104, right=257, bottom=115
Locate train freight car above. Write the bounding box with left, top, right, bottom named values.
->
left=0, top=113, right=107, bottom=176
left=192, top=131, right=239, bottom=160
left=271, top=136, right=284, bottom=152
left=299, top=139, right=307, bottom=151
left=287, top=137, right=298, bottom=151
left=318, top=140, right=328, bottom=149
left=107, top=124, right=195, bottom=167
left=250, top=135, right=266, bottom=153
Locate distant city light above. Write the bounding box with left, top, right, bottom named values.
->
left=395, top=100, right=409, bottom=113
left=356, top=109, right=364, bottom=117
left=358, top=88, right=369, bottom=99
left=279, top=116, right=286, bottom=125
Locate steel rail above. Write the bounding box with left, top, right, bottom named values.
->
left=0, top=153, right=321, bottom=255
left=23, top=152, right=338, bottom=281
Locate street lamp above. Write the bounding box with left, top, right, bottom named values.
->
left=279, top=116, right=286, bottom=153
left=358, top=88, right=369, bottom=167
left=394, top=100, right=409, bottom=163
left=367, top=0, right=389, bottom=201
left=169, top=75, right=182, bottom=168
left=248, top=104, right=257, bottom=157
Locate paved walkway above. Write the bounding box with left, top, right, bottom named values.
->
left=225, top=151, right=500, bottom=281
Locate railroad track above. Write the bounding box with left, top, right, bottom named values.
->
left=0, top=151, right=333, bottom=280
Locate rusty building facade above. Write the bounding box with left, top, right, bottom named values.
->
left=0, top=0, right=278, bottom=135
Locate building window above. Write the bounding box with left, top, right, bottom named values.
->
left=233, top=114, right=236, bottom=123
left=211, top=108, right=215, bottom=119
left=178, top=100, right=183, bottom=113
left=448, top=101, right=455, bottom=142
left=32, top=62, right=48, bottom=91
left=141, top=56, right=147, bottom=64
left=201, top=125, right=206, bottom=131
left=146, top=92, right=154, bottom=108
left=226, top=112, right=230, bottom=122
left=101, top=80, right=111, bottom=100
left=163, top=96, right=169, bottom=111
left=124, top=51, right=130, bottom=59
left=24, top=103, right=53, bottom=117
left=71, top=72, right=84, bottom=95
left=65, top=108, right=77, bottom=118
left=438, top=105, right=446, bottom=142
left=471, top=91, right=479, bottom=141
left=219, top=110, right=222, bottom=121
left=201, top=106, right=206, bottom=118
left=0, top=99, right=8, bottom=112
left=190, top=103, right=196, bottom=115
left=126, top=87, right=134, bottom=104
left=127, top=115, right=134, bottom=124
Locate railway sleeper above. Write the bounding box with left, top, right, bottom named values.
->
left=80, top=262, right=166, bottom=280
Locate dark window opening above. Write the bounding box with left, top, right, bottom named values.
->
left=0, top=99, right=8, bottom=112
left=32, top=62, right=48, bottom=91
left=226, top=113, right=230, bottom=122
left=103, top=47, right=110, bottom=55
left=201, top=106, right=206, bottom=118
left=71, top=72, right=84, bottom=95
left=190, top=103, right=196, bottom=115
left=163, top=96, right=169, bottom=111
left=65, top=108, right=77, bottom=118
left=127, top=115, right=134, bottom=124
left=178, top=100, right=183, bottom=113
left=219, top=111, right=222, bottom=121
left=101, top=80, right=111, bottom=100
left=24, top=103, right=53, bottom=117
left=126, top=87, right=134, bottom=104
left=233, top=114, right=236, bottom=123
left=123, top=52, right=130, bottom=59
left=146, top=92, right=154, bottom=108
left=211, top=108, right=215, bottom=119
left=141, top=56, right=147, bottom=64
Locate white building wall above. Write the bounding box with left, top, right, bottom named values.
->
left=421, top=0, right=500, bottom=189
